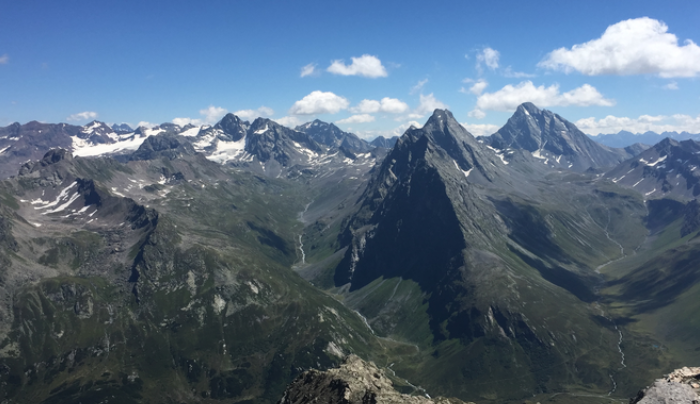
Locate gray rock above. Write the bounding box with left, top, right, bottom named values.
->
left=632, top=367, right=700, bottom=404
left=278, top=355, right=470, bottom=404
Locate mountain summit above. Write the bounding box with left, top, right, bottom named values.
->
left=480, top=102, right=636, bottom=171
left=295, top=119, right=370, bottom=152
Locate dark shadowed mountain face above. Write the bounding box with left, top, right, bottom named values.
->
left=369, top=135, right=399, bottom=148
left=326, top=109, right=658, bottom=401
left=296, top=119, right=371, bottom=152
left=2, top=107, right=699, bottom=404
left=480, top=102, right=636, bottom=171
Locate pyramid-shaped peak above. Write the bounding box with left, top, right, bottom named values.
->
left=422, top=109, right=459, bottom=130
left=515, top=102, right=543, bottom=116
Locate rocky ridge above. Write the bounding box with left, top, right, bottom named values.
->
left=631, top=367, right=700, bottom=404
left=278, top=355, right=470, bottom=404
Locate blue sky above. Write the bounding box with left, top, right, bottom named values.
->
left=1, top=0, right=699, bottom=138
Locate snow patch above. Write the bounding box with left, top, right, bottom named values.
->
left=34, top=182, right=78, bottom=212
left=453, top=160, right=472, bottom=178
left=206, top=135, right=247, bottom=164
left=646, top=155, right=667, bottom=167
left=254, top=125, right=269, bottom=135
left=179, top=126, right=201, bottom=137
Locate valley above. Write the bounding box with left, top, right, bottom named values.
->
left=0, top=103, right=698, bottom=403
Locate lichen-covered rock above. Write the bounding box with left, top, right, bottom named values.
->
left=631, top=367, right=700, bottom=404
left=277, top=355, right=470, bottom=404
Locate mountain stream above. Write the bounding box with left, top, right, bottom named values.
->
left=297, top=202, right=312, bottom=265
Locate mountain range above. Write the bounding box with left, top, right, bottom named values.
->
left=589, top=129, right=700, bottom=149
left=0, top=103, right=698, bottom=404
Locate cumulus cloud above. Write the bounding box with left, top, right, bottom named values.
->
left=327, top=54, right=388, bottom=78
left=273, top=116, right=303, bottom=128
left=539, top=17, right=700, bottom=78
left=200, top=105, right=228, bottom=123
left=350, top=99, right=381, bottom=114
left=576, top=114, right=700, bottom=136
left=300, top=63, right=317, bottom=78
left=467, top=109, right=486, bottom=119
left=0, top=54, right=8, bottom=64
left=336, top=114, right=376, bottom=125
left=476, top=47, right=500, bottom=73
left=173, top=105, right=229, bottom=126
left=470, top=81, right=614, bottom=118
left=414, top=93, right=448, bottom=116
left=354, top=120, right=424, bottom=141
left=172, top=117, right=197, bottom=126
left=137, top=121, right=157, bottom=129
left=234, top=106, right=274, bottom=121
left=460, top=123, right=500, bottom=137
left=410, top=79, right=428, bottom=94
left=289, top=91, right=350, bottom=115
left=468, top=79, right=488, bottom=95
left=350, top=97, right=409, bottom=114
left=66, top=111, right=98, bottom=121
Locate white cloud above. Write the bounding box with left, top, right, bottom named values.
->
left=469, top=79, right=488, bottom=95
left=354, top=120, right=424, bottom=141
left=503, top=67, right=535, bottom=78
left=467, top=109, right=486, bottom=119
left=410, top=79, right=428, bottom=94
left=200, top=105, right=228, bottom=123
left=351, top=99, right=381, bottom=114
left=471, top=81, right=614, bottom=117
left=273, top=116, right=303, bottom=128
left=289, top=91, right=350, bottom=115
left=173, top=105, right=229, bottom=126
left=379, top=98, right=410, bottom=114
left=327, top=54, right=388, bottom=78
left=476, top=47, right=500, bottom=73
left=663, top=81, right=679, bottom=90
left=576, top=114, right=700, bottom=135
left=0, top=54, right=8, bottom=65
left=66, top=111, right=98, bottom=121
left=351, top=97, right=409, bottom=114
left=172, top=117, right=198, bottom=126
left=137, top=121, right=157, bottom=129
left=234, top=106, right=274, bottom=121
left=336, top=114, right=376, bottom=125
left=414, top=93, right=448, bottom=116
left=539, top=17, right=700, bottom=78
left=300, top=63, right=317, bottom=78
left=460, top=123, right=500, bottom=137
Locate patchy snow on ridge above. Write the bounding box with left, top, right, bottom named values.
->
left=453, top=160, right=473, bottom=178
left=253, top=125, right=269, bottom=135
left=646, top=155, right=667, bottom=167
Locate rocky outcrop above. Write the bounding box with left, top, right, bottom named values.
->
left=631, top=367, right=700, bottom=404
left=278, top=355, right=469, bottom=404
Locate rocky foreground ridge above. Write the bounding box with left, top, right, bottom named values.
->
left=631, top=367, right=700, bottom=404
left=277, top=355, right=470, bottom=404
